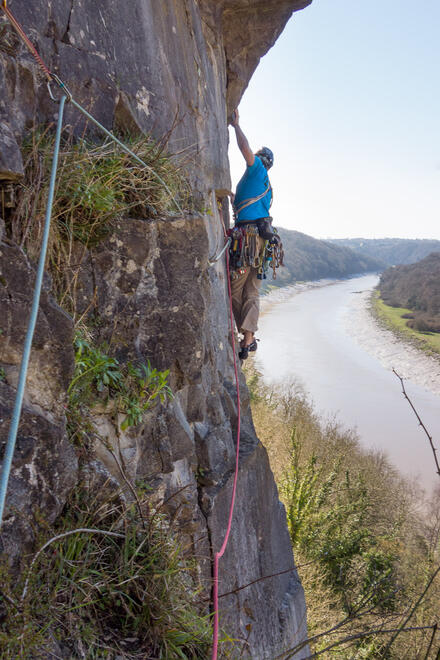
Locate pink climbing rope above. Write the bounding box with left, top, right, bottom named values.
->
left=211, top=245, right=241, bottom=659
left=1, top=2, right=53, bottom=82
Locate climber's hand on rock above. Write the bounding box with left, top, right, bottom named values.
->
left=231, top=109, right=239, bottom=126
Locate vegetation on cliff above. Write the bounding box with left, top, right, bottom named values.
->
left=0, top=488, right=212, bottom=659
left=69, top=333, right=172, bottom=439
left=247, top=368, right=440, bottom=658
left=0, top=133, right=216, bottom=658
left=7, top=128, right=191, bottom=319
left=0, top=324, right=214, bottom=659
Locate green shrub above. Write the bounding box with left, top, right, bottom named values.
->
left=281, top=435, right=399, bottom=615
left=246, top=368, right=440, bottom=659
left=12, top=130, right=190, bottom=251
left=68, top=333, right=172, bottom=444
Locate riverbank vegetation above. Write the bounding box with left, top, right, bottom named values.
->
left=372, top=292, right=440, bottom=356
left=377, top=253, right=440, bottom=341
left=246, top=367, right=440, bottom=658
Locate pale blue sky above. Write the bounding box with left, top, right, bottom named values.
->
left=228, top=0, right=440, bottom=240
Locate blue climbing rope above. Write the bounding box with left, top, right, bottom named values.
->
left=0, top=96, right=67, bottom=529
left=0, top=2, right=182, bottom=528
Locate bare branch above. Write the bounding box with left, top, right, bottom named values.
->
left=273, top=572, right=434, bottom=660
left=0, top=588, right=21, bottom=612
left=424, top=623, right=438, bottom=660
left=380, top=563, right=440, bottom=656
left=301, top=624, right=436, bottom=659
left=273, top=610, right=361, bottom=659
left=106, top=444, right=147, bottom=528
left=392, top=369, right=440, bottom=478
left=218, top=561, right=316, bottom=599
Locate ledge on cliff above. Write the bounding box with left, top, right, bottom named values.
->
left=221, top=0, right=313, bottom=112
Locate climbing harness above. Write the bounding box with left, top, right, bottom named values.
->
left=231, top=169, right=283, bottom=279
left=228, top=219, right=284, bottom=280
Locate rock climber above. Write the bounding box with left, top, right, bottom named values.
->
left=230, top=108, right=276, bottom=360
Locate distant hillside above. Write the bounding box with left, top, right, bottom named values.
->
left=328, top=237, right=440, bottom=266
left=270, top=228, right=383, bottom=286
left=379, top=252, right=440, bottom=332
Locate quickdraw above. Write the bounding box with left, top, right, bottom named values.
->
left=265, top=229, right=284, bottom=280
left=227, top=222, right=284, bottom=280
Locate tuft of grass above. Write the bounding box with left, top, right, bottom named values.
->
left=0, top=488, right=211, bottom=659
left=9, top=128, right=192, bottom=318
left=372, top=291, right=440, bottom=356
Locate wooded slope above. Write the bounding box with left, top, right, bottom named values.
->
left=271, top=228, right=382, bottom=286
left=329, top=237, right=440, bottom=266
left=379, top=252, right=440, bottom=332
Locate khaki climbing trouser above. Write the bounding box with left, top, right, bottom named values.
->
left=230, top=235, right=265, bottom=334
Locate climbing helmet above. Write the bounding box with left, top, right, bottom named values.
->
left=255, top=146, right=274, bottom=170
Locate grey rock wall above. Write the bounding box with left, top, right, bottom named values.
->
left=0, top=239, right=78, bottom=566
left=0, top=1, right=311, bottom=656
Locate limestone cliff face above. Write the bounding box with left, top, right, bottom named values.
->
left=0, top=2, right=310, bottom=656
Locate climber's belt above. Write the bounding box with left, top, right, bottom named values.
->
left=236, top=217, right=275, bottom=241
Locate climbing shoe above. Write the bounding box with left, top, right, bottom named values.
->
left=248, top=339, right=259, bottom=352
left=239, top=339, right=258, bottom=360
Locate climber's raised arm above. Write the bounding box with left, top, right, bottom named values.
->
left=231, top=109, right=255, bottom=167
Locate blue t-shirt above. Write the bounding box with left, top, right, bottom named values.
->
left=234, top=156, right=272, bottom=222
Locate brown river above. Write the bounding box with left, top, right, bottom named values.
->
left=256, top=274, right=440, bottom=491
